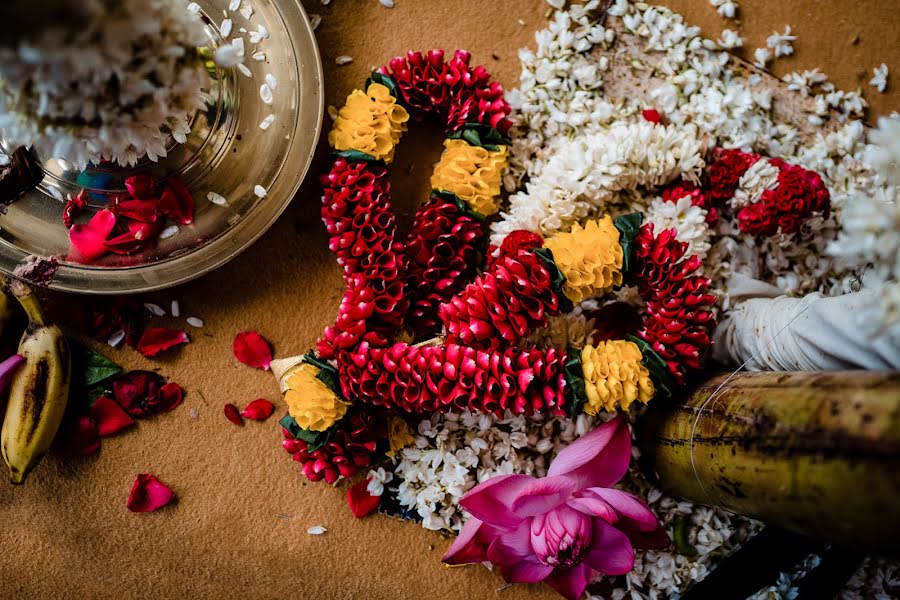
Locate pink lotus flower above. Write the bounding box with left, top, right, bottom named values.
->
left=443, top=416, right=668, bottom=600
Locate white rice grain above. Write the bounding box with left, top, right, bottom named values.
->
left=107, top=330, right=126, bottom=348
left=144, top=302, right=166, bottom=316
left=207, top=191, right=228, bottom=206
left=259, top=114, right=275, bottom=130
left=254, top=184, right=268, bottom=198
left=307, top=526, right=327, bottom=535
left=335, top=55, right=353, bottom=66
left=220, top=18, right=233, bottom=38
left=171, top=300, right=181, bottom=318
left=186, top=317, right=205, bottom=328
left=160, top=225, right=180, bottom=239
left=265, top=73, right=277, bottom=90
left=237, top=63, right=252, bottom=78
left=259, top=83, right=273, bottom=104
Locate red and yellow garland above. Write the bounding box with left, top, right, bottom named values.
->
left=275, top=49, right=830, bottom=485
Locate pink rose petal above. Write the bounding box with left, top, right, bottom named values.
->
left=68, top=209, right=117, bottom=262
left=240, top=398, right=274, bottom=421
left=224, top=403, right=243, bottom=425
left=159, top=177, right=195, bottom=225
left=124, top=174, right=157, bottom=199
left=136, top=327, right=189, bottom=357
left=89, top=396, right=135, bottom=437
left=232, top=331, right=272, bottom=370
left=347, top=478, right=380, bottom=518
left=127, top=473, right=175, bottom=512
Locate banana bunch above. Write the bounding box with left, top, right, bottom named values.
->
left=0, top=281, right=71, bottom=484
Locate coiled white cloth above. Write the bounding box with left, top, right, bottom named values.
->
left=713, top=276, right=900, bottom=371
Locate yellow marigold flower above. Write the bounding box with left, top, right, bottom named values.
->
left=542, top=216, right=623, bottom=303
left=284, top=363, right=350, bottom=432
left=328, top=83, right=409, bottom=163
left=430, top=139, right=508, bottom=216
left=387, top=416, right=415, bottom=458
left=581, top=340, right=654, bottom=414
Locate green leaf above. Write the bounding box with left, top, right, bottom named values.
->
left=627, top=335, right=675, bottom=398
left=280, top=415, right=333, bottom=453
left=333, top=149, right=384, bottom=164
left=672, top=515, right=698, bottom=557
left=531, top=247, right=574, bottom=314
left=613, top=212, right=643, bottom=274
left=446, top=123, right=511, bottom=149
left=71, top=342, right=123, bottom=389
left=84, top=385, right=112, bottom=408
left=564, top=347, right=588, bottom=417
left=430, top=190, right=487, bottom=222
left=364, top=72, right=406, bottom=106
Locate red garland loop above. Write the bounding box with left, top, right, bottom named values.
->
left=404, top=194, right=487, bottom=339
left=383, top=49, right=513, bottom=135
left=630, top=223, right=717, bottom=385
left=439, top=249, right=561, bottom=351
left=340, top=341, right=568, bottom=417
left=707, top=148, right=830, bottom=238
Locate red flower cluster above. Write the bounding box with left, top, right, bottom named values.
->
left=66, top=175, right=194, bottom=264
left=403, top=194, right=486, bottom=339
left=662, top=180, right=718, bottom=224
left=736, top=158, right=830, bottom=237
left=707, top=148, right=760, bottom=203
left=281, top=409, right=387, bottom=484
left=631, top=224, right=717, bottom=385
left=341, top=341, right=568, bottom=416
left=439, top=250, right=561, bottom=350
left=382, top=49, right=512, bottom=134
left=318, top=159, right=408, bottom=359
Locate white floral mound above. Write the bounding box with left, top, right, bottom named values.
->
left=0, top=0, right=210, bottom=169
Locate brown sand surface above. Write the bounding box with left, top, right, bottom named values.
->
left=0, top=1, right=896, bottom=599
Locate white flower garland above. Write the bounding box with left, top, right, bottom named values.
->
left=0, top=0, right=211, bottom=168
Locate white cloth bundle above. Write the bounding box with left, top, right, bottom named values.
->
left=713, top=276, right=900, bottom=370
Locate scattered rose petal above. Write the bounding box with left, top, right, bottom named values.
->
left=241, top=398, right=274, bottom=421
left=105, top=221, right=160, bottom=255
left=68, top=209, right=117, bottom=262
left=89, top=396, right=135, bottom=437
left=252, top=51, right=266, bottom=61
left=124, top=174, right=156, bottom=199
left=127, top=473, right=175, bottom=512
left=186, top=317, right=204, bottom=328
left=116, top=198, right=160, bottom=223
left=347, top=478, right=381, bottom=518
left=63, top=191, right=87, bottom=228
left=307, top=525, right=327, bottom=535
left=144, top=303, right=166, bottom=316
left=224, top=403, right=243, bottom=425
left=642, top=108, right=661, bottom=124
left=253, top=184, right=267, bottom=198
left=60, top=415, right=101, bottom=457
left=159, top=177, right=195, bottom=225
left=113, top=371, right=167, bottom=417
left=232, top=331, right=272, bottom=369
left=136, top=327, right=189, bottom=357
left=158, top=383, right=184, bottom=412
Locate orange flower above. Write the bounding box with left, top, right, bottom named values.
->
left=328, top=83, right=409, bottom=162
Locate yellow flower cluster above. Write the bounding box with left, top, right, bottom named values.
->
left=328, top=83, right=409, bottom=163
left=581, top=340, right=654, bottom=414
left=430, top=139, right=508, bottom=216
left=284, top=363, right=350, bottom=432
left=387, top=416, right=415, bottom=458
left=542, top=216, right=623, bottom=303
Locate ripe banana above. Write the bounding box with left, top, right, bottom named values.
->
left=1, top=281, right=71, bottom=484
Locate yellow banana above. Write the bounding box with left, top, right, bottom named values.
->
left=1, top=281, right=71, bottom=484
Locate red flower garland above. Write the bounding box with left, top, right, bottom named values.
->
left=630, top=224, right=717, bottom=385
left=736, top=158, right=830, bottom=237
left=340, top=341, right=568, bottom=417
left=403, top=194, right=487, bottom=339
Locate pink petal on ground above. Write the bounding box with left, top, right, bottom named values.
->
left=223, top=403, right=243, bottom=425
left=159, top=177, right=194, bottom=225
left=584, top=520, right=635, bottom=576
left=68, top=209, right=117, bottom=263
left=60, top=415, right=101, bottom=457
left=443, top=518, right=492, bottom=565
left=89, top=396, right=135, bottom=437
left=136, top=327, right=189, bottom=357
left=127, top=473, right=175, bottom=512
left=158, top=382, right=184, bottom=412
left=547, top=415, right=632, bottom=489
left=232, top=331, right=273, bottom=370
left=544, top=562, right=595, bottom=600
left=458, top=473, right=533, bottom=528
left=510, top=475, right=578, bottom=517
left=241, top=398, right=274, bottom=421
left=124, top=174, right=157, bottom=199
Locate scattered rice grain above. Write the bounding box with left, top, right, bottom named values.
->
left=310, top=14, right=322, bottom=31
left=307, top=525, right=327, bottom=535
left=252, top=51, right=266, bottom=61
left=171, top=300, right=181, bottom=318
left=237, top=63, right=252, bottom=78
left=144, top=302, right=166, bottom=316
left=379, top=0, right=395, bottom=7
left=160, top=225, right=180, bottom=239
left=239, top=2, right=253, bottom=19
left=259, top=114, right=276, bottom=130
left=107, top=330, right=126, bottom=348
left=186, top=317, right=204, bottom=328
left=254, top=184, right=268, bottom=198
left=259, top=83, right=273, bottom=104
left=207, top=191, right=228, bottom=206
left=265, top=73, right=277, bottom=90
left=228, top=0, right=240, bottom=11
left=220, top=18, right=232, bottom=37
left=335, top=55, right=353, bottom=66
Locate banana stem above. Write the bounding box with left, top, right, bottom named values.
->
left=8, top=281, right=45, bottom=327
